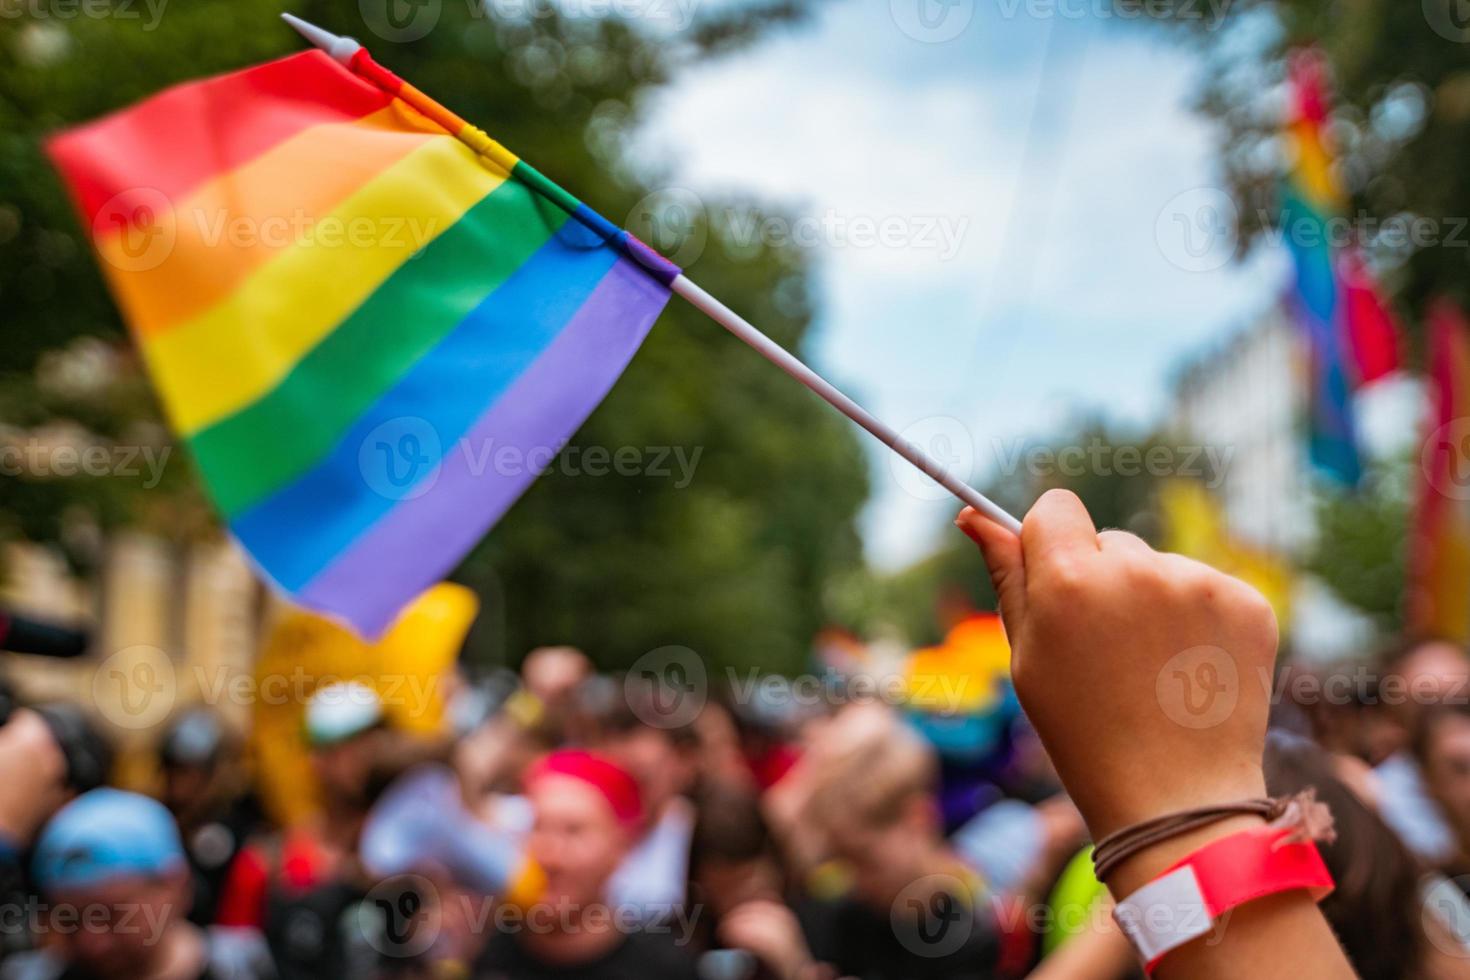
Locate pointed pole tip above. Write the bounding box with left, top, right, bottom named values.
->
left=280, top=12, right=361, bottom=65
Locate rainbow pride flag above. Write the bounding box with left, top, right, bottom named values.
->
left=1409, top=302, right=1470, bottom=642
left=48, top=49, right=679, bottom=636
left=1280, top=50, right=1399, bottom=486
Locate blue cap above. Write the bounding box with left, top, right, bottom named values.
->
left=32, top=789, right=184, bottom=892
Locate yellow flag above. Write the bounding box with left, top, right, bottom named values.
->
left=1159, top=480, right=1294, bottom=626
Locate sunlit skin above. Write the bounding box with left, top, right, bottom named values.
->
left=44, top=873, right=199, bottom=980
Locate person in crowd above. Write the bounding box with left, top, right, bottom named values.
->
left=215, top=682, right=388, bottom=977
left=1415, top=701, right=1470, bottom=884
left=685, top=783, right=826, bottom=980
left=0, top=709, right=74, bottom=964
left=1268, top=731, right=1470, bottom=979
left=1375, top=638, right=1470, bottom=863
left=794, top=703, right=1006, bottom=979
left=157, top=707, right=264, bottom=926
left=593, top=688, right=699, bottom=918
left=474, top=749, right=699, bottom=979
left=520, top=647, right=595, bottom=746
left=3, top=788, right=273, bottom=980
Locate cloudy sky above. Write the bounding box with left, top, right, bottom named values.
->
left=633, top=0, right=1291, bottom=567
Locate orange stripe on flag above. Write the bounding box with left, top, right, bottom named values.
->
left=93, top=104, right=444, bottom=339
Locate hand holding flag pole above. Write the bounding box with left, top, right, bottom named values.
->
left=281, top=13, right=1023, bottom=537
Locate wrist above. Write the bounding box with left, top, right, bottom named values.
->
left=1083, top=764, right=1267, bottom=843
left=1104, top=814, right=1268, bottom=900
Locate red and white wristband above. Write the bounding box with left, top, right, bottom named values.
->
left=1111, top=823, right=1335, bottom=973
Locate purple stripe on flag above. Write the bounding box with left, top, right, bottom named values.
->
left=295, top=257, right=670, bottom=636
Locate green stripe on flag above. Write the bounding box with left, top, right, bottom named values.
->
left=189, top=179, right=570, bottom=517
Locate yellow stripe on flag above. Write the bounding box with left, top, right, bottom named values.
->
left=138, top=137, right=506, bottom=435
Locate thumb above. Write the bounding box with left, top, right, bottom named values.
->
left=955, top=506, right=1026, bottom=633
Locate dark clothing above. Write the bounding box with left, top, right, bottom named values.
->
left=182, top=793, right=266, bottom=926
left=799, top=890, right=1000, bottom=980
left=475, top=929, right=699, bottom=980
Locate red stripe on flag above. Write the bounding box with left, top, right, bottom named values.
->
left=1339, top=252, right=1400, bottom=385
left=47, top=50, right=391, bottom=234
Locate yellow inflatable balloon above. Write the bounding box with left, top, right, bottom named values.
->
left=250, top=583, right=479, bottom=827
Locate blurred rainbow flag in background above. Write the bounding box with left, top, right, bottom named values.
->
left=48, top=50, right=678, bottom=636
left=1280, top=50, right=1400, bottom=486
left=1408, top=303, right=1470, bottom=643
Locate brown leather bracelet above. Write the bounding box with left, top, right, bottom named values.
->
left=1091, top=798, right=1282, bottom=882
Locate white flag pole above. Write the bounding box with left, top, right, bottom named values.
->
left=669, top=277, right=1021, bottom=534
left=283, top=14, right=1023, bottom=536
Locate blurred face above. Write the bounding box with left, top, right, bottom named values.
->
left=602, top=727, right=692, bottom=820
left=1393, top=642, right=1470, bottom=726
left=823, top=796, right=933, bottom=907
left=1424, top=713, right=1470, bottom=841
left=527, top=775, right=629, bottom=910
left=311, top=731, right=378, bottom=805
left=523, top=648, right=591, bottom=707
left=49, top=873, right=184, bottom=978
left=161, top=763, right=212, bottom=817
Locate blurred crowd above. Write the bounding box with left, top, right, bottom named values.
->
left=4, top=629, right=1470, bottom=979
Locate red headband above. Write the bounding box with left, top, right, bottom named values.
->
left=528, top=750, right=642, bottom=827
